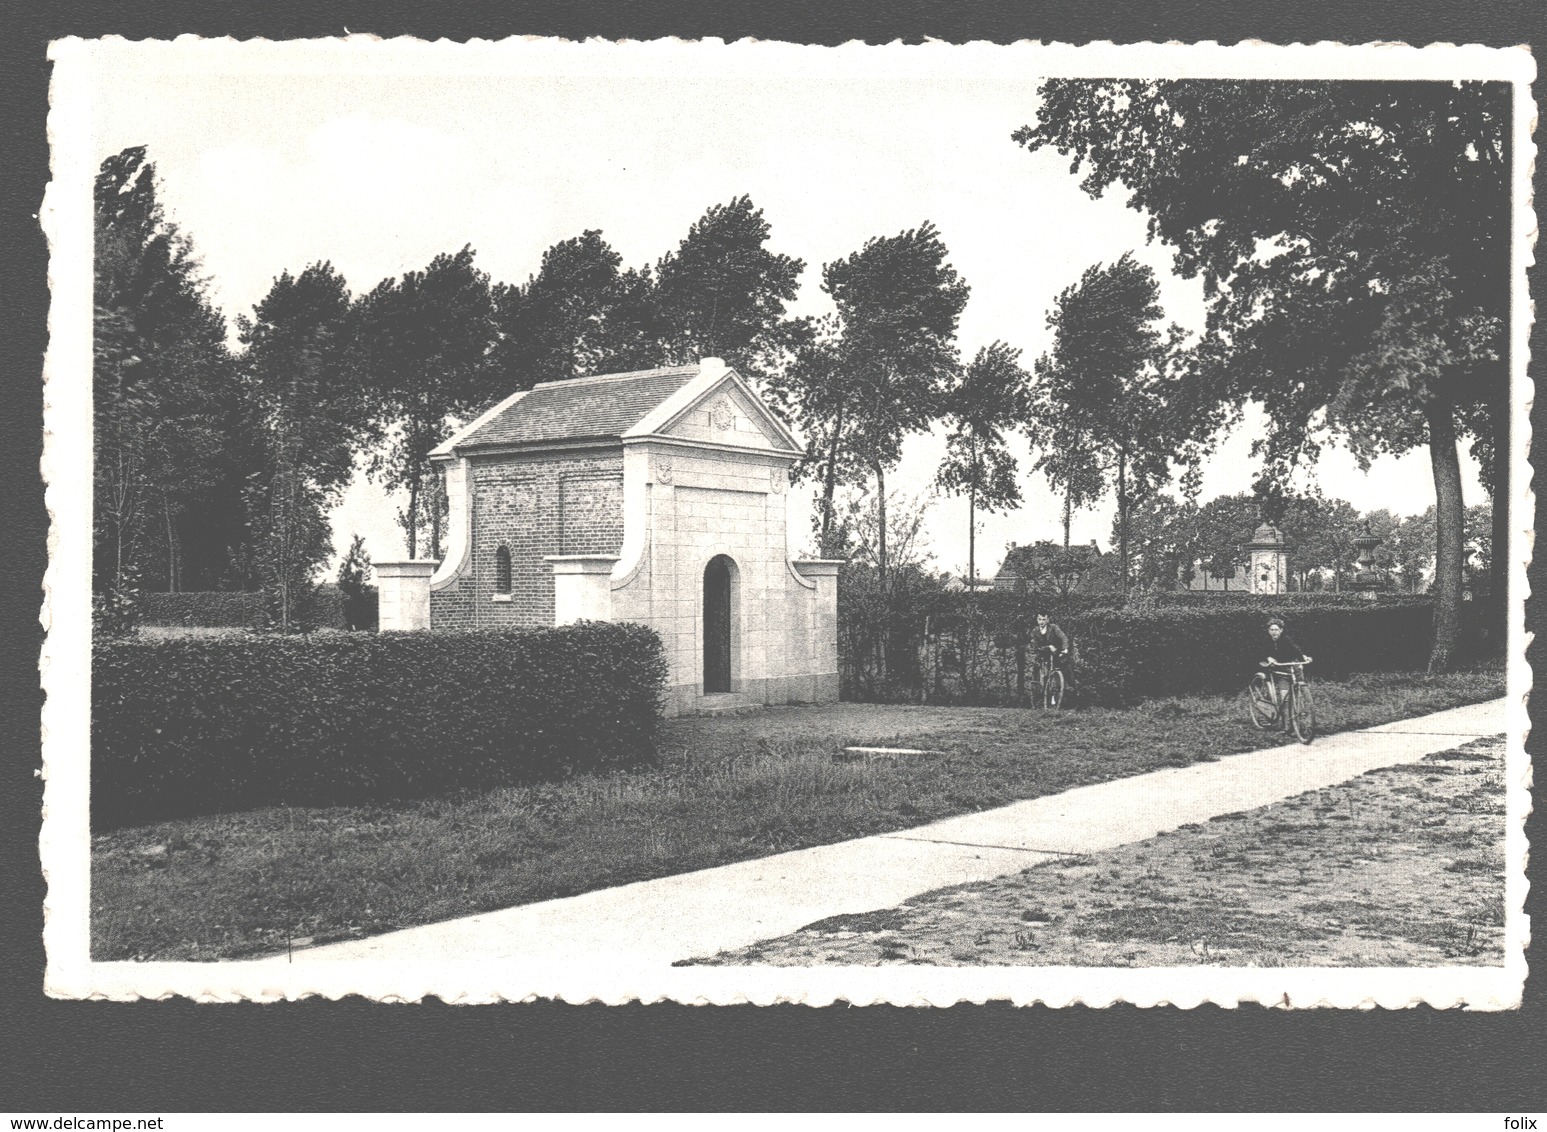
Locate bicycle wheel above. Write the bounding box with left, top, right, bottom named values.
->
left=1044, top=670, right=1065, bottom=710
left=1247, top=674, right=1277, bottom=730
left=1291, top=683, right=1316, bottom=744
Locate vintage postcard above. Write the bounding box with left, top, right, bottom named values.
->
left=41, top=36, right=1534, bottom=1006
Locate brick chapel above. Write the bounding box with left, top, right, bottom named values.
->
left=375, top=358, right=841, bottom=716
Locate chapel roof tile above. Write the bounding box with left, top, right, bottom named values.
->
left=454, top=364, right=702, bottom=449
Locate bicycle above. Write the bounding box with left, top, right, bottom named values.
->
left=1032, top=645, right=1067, bottom=710
left=1247, top=660, right=1316, bottom=744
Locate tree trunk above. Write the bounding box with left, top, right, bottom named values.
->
left=1487, top=395, right=1508, bottom=651
left=819, top=407, right=845, bottom=553
left=164, top=499, right=179, bottom=593
left=875, top=462, right=888, bottom=590
left=405, top=474, right=420, bottom=559
left=1117, top=450, right=1129, bottom=596
left=1427, top=399, right=1466, bottom=672
left=1063, top=491, right=1072, bottom=549
left=429, top=475, right=443, bottom=562
left=967, top=484, right=976, bottom=589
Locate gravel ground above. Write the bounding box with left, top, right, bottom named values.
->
left=697, top=736, right=1508, bottom=968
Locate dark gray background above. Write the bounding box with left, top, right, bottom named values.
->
left=3, top=0, right=1542, bottom=1111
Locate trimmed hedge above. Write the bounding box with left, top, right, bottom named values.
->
left=1066, top=604, right=1433, bottom=705
left=1133, top=589, right=1428, bottom=607
left=840, top=588, right=1439, bottom=706
left=92, top=622, right=669, bottom=828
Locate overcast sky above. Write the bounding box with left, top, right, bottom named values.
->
left=87, top=43, right=1484, bottom=577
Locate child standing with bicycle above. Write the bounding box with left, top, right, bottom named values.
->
left=1031, top=612, right=1069, bottom=667
left=1031, top=612, right=1072, bottom=706
left=1259, top=616, right=1311, bottom=729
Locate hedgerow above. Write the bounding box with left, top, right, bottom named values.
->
left=840, top=589, right=1438, bottom=705
left=92, top=622, right=668, bottom=827
left=1061, top=604, right=1433, bottom=704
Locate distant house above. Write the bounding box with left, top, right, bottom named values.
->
left=942, top=573, right=996, bottom=593
left=1182, top=562, right=1251, bottom=591
left=993, top=540, right=1121, bottom=594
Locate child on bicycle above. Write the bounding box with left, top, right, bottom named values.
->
left=1259, top=616, right=1311, bottom=726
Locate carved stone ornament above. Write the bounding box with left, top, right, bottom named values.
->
left=769, top=466, right=787, bottom=493
left=709, top=397, right=735, bottom=432
left=653, top=455, right=673, bottom=484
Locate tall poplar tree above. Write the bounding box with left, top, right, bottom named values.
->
left=94, top=146, right=240, bottom=599
left=773, top=223, right=969, bottom=584
left=357, top=246, right=497, bottom=559
left=935, top=342, right=1029, bottom=585
left=1031, top=255, right=1176, bottom=594
left=239, top=262, right=365, bottom=630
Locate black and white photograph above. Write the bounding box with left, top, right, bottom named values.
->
left=40, top=37, right=1532, bottom=1007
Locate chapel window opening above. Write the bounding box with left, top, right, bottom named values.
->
left=494, top=546, right=512, bottom=594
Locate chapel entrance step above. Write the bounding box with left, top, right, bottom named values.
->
left=692, top=693, right=764, bottom=717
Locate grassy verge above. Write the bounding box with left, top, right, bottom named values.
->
left=702, top=735, right=1507, bottom=967
left=92, top=668, right=1502, bottom=961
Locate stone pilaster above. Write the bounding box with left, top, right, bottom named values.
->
left=793, top=559, right=844, bottom=702
left=377, top=560, right=439, bottom=631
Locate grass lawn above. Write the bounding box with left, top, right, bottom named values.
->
left=701, top=735, right=1508, bottom=967
left=91, top=668, right=1503, bottom=961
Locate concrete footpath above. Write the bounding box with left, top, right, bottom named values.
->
left=276, top=697, right=1506, bottom=967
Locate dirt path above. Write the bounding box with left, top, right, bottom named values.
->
left=698, top=736, right=1507, bottom=968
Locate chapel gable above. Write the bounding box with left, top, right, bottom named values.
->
left=658, top=381, right=789, bottom=450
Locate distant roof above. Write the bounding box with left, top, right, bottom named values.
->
left=442, top=364, right=702, bottom=452
left=1247, top=522, right=1287, bottom=547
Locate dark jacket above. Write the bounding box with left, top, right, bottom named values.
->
left=1259, top=632, right=1306, bottom=667
left=1031, top=623, right=1069, bottom=656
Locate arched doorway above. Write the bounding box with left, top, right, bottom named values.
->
left=703, top=555, right=735, bottom=693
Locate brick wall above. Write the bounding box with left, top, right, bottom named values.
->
left=431, top=448, right=625, bottom=630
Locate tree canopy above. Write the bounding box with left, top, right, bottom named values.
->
left=652, top=194, right=806, bottom=376
left=491, top=230, right=650, bottom=387
left=94, top=146, right=243, bottom=597
left=1017, top=79, right=1511, bottom=664
left=356, top=246, right=498, bottom=558
left=490, top=196, right=805, bottom=392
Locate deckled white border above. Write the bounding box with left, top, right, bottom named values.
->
left=40, top=36, right=1536, bottom=1007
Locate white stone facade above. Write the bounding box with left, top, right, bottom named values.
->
left=1246, top=522, right=1291, bottom=596
left=382, top=359, right=841, bottom=716
left=606, top=436, right=841, bottom=714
